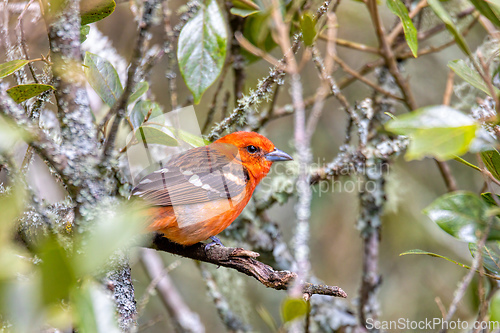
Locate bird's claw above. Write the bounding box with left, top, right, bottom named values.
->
left=205, top=236, right=224, bottom=251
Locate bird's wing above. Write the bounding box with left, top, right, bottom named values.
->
left=131, top=144, right=249, bottom=206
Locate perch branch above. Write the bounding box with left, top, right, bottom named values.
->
left=150, top=234, right=347, bottom=298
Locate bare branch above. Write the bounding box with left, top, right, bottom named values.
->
left=150, top=235, right=347, bottom=298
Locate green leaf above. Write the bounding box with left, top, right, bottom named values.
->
left=84, top=52, right=123, bottom=107
left=72, top=279, right=121, bottom=333
left=470, top=0, right=500, bottom=27
left=129, top=100, right=163, bottom=129
left=165, top=126, right=210, bottom=147
left=385, top=105, right=478, bottom=161
left=0, top=117, right=32, bottom=153
left=427, top=0, right=471, bottom=56
left=469, top=241, right=500, bottom=276
left=482, top=150, right=500, bottom=181
left=281, top=297, right=308, bottom=323
left=80, top=25, right=90, bottom=43
left=38, top=237, right=76, bottom=306
left=400, top=249, right=500, bottom=279
left=482, top=193, right=500, bottom=207
left=0, top=60, right=29, bottom=79
left=448, top=59, right=500, bottom=97
left=128, top=81, right=149, bottom=105
left=230, top=0, right=260, bottom=17
left=81, top=0, right=116, bottom=25
left=6, top=84, right=54, bottom=103
left=490, top=289, right=500, bottom=322
left=230, top=7, right=260, bottom=17
left=75, top=204, right=149, bottom=276
left=423, top=191, right=500, bottom=242
left=134, top=126, right=179, bottom=147
left=300, top=12, right=316, bottom=46
left=386, top=0, right=418, bottom=57
left=177, top=0, right=228, bottom=104
left=242, top=10, right=276, bottom=63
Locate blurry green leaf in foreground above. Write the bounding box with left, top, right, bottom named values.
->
left=177, top=0, right=227, bottom=104
left=423, top=191, right=500, bottom=242
left=491, top=290, right=500, bottom=323
left=0, top=178, right=26, bottom=242
left=448, top=59, right=500, bottom=97
left=81, top=0, right=116, bottom=25
left=75, top=203, right=149, bottom=276
left=38, top=237, right=76, bottom=306
left=7, top=84, right=55, bottom=103
left=385, top=105, right=478, bottom=160
left=0, top=59, right=29, bottom=79
left=400, top=249, right=500, bottom=279
left=482, top=150, right=500, bottom=181
left=427, top=0, right=471, bottom=56
left=129, top=100, right=163, bottom=129
left=386, top=0, right=418, bottom=57
left=281, top=297, right=309, bottom=323
left=300, top=12, right=316, bottom=46
left=72, top=279, right=121, bottom=333
left=469, top=241, right=500, bottom=276
left=84, top=52, right=123, bottom=107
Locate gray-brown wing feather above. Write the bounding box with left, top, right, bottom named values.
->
left=131, top=145, right=249, bottom=206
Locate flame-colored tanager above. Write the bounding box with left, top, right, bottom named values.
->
left=131, top=131, right=292, bottom=246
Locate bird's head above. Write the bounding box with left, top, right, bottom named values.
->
left=214, top=131, right=293, bottom=182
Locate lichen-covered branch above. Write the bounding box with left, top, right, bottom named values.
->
left=150, top=234, right=347, bottom=298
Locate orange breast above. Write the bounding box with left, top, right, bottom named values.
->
left=145, top=189, right=251, bottom=245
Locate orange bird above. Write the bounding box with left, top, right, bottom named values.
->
left=131, top=131, right=293, bottom=247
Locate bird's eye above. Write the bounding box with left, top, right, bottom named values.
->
left=246, top=145, right=258, bottom=154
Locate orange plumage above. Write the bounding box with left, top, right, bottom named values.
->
left=131, top=131, right=292, bottom=246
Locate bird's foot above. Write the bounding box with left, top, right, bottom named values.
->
left=205, top=236, right=224, bottom=251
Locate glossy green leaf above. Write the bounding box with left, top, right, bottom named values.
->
left=134, top=126, right=179, bottom=147
left=6, top=84, right=54, bottom=103
left=469, top=241, right=500, bottom=276
left=385, top=105, right=478, bottom=161
left=80, top=25, right=90, bottom=43
left=387, top=0, right=418, bottom=57
left=400, top=249, right=500, bottom=279
left=38, top=237, right=76, bottom=306
left=0, top=60, right=29, bottom=79
left=482, top=150, right=500, bottom=181
left=423, top=191, right=500, bottom=242
left=81, top=0, right=116, bottom=25
left=448, top=59, right=500, bottom=97
left=73, top=279, right=121, bottom=333
left=300, top=12, right=316, bottom=46
left=128, top=81, right=149, bottom=105
left=84, top=52, right=123, bottom=107
left=427, top=0, right=471, bottom=56
left=470, top=0, right=500, bottom=27
left=129, top=100, right=163, bottom=129
left=177, top=0, right=228, bottom=104
left=281, top=297, right=308, bottom=323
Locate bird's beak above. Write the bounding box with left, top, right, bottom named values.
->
left=265, top=148, right=293, bottom=162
